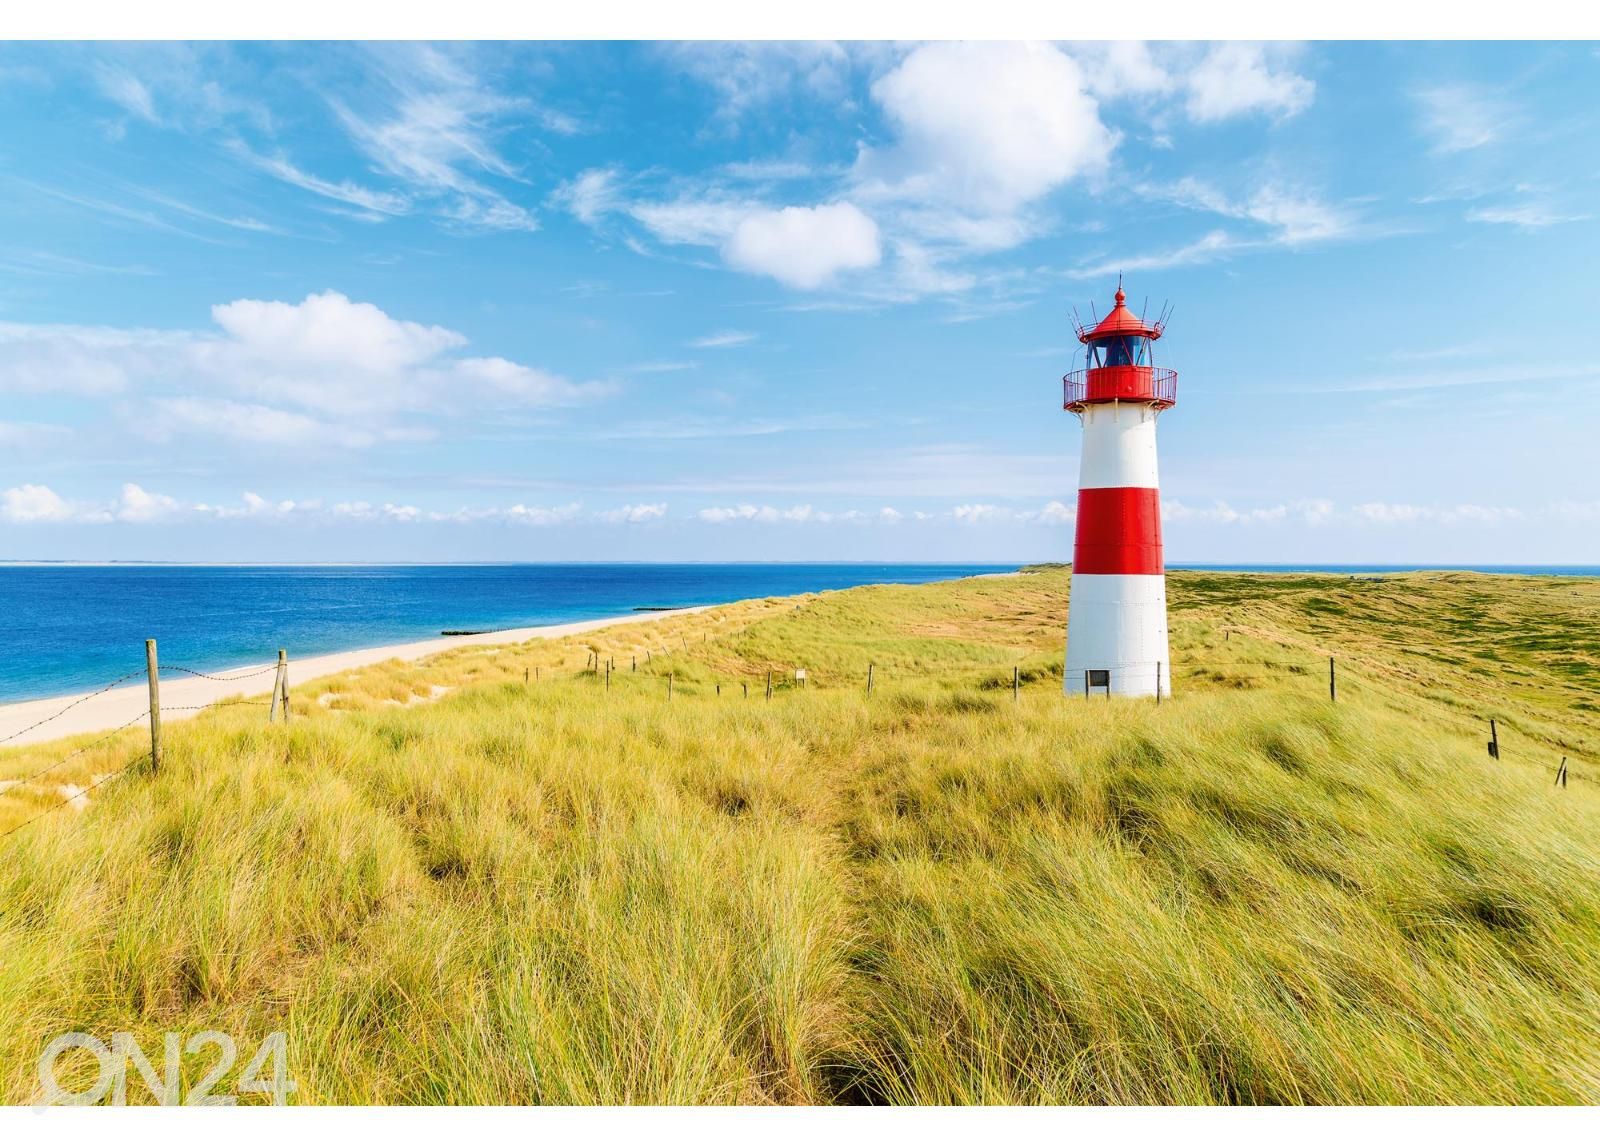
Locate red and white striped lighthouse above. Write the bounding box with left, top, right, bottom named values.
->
left=1062, top=282, right=1177, bottom=698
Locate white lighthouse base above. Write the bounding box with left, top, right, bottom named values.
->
left=1064, top=573, right=1172, bottom=698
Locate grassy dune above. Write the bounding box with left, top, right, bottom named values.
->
left=2, top=569, right=1599, bottom=1104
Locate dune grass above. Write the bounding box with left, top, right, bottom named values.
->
left=2, top=569, right=1599, bottom=1104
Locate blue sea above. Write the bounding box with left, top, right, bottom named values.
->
left=3, top=562, right=1595, bottom=704
left=0, top=563, right=1013, bottom=703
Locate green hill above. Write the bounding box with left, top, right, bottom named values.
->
left=3, top=569, right=1599, bottom=1104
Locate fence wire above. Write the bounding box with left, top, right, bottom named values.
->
left=165, top=664, right=279, bottom=683
left=0, top=755, right=150, bottom=841
left=0, top=668, right=147, bottom=746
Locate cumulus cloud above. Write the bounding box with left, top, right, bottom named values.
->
left=1353, top=502, right=1522, bottom=526
left=951, top=501, right=1076, bottom=525
left=0, top=290, right=612, bottom=448
left=1, top=484, right=82, bottom=523
left=695, top=504, right=882, bottom=525
left=608, top=193, right=883, bottom=291
left=114, top=482, right=182, bottom=522
left=1164, top=499, right=1334, bottom=525
left=722, top=203, right=882, bottom=289
left=1077, top=42, right=1174, bottom=101
left=861, top=42, right=1112, bottom=217
left=597, top=503, right=668, bottom=524
left=853, top=41, right=1113, bottom=257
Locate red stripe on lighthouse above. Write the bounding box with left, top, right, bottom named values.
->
left=1073, top=487, right=1163, bottom=575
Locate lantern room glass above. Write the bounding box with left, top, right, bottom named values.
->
left=1087, top=336, right=1150, bottom=368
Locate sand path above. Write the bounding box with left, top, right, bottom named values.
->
left=0, top=607, right=706, bottom=749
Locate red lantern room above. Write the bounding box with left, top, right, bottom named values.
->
left=1063, top=283, right=1178, bottom=412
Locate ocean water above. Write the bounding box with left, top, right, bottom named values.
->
left=0, top=563, right=1013, bottom=703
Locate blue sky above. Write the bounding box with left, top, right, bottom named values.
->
left=1, top=40, right=1597, bottom=563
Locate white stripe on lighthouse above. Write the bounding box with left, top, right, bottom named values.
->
left=1077, top=402, right=1161, bottom=489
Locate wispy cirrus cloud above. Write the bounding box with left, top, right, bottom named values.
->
left=687, top=330, right=758, bottom=349
left=1414, top=84, right=1514, bottom=153
left=1465, top=203, right=1589, bottom=229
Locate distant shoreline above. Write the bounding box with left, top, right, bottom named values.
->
left=0, top=606, right=709, bottom=748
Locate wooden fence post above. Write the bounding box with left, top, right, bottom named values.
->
left=1156, top=661, right=1162, bottom=705
left=743, top=682, right=748, bottom=699
left=277, top=649, right=290, bottom=723
left=1488, top=719, right=1500, bottom=760
left=766, top=670, right=773, bottom=701
left=1557, top=757, right=1569, bottom=788
left=270, top=650, right=285, bottom=723
left=605, top=662, right=611, bottom=691
left=1329, top=657, right=1336, bottom=703
left=867, top=663, right=874, bottom=696
left=1083, top=669, right=1090, bottom=699
left=145, top=639, right=162, bottom=773
left=1012, top=666, right=1019, bottom=702
left=668, top=674, right=674, bottom=700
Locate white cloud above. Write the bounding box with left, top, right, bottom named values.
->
left=1465, top=204, right=1588, bottom=230
left=721, top=202, right=882, bottom=289
left=1415, top=85, right=1509, bottom=153
left=858, top=42, right=1113, bottom=224
left=695, top=503, right=872, bottom=525
left=1, top=484, right=83, bottom=523
left=1155, top=178, right=1354, bottom=244
left=1353, top=502, right=1523, bottom=525
left=659, top=42, right=852, bottom=121
left=328, top=45, right=539, bottom=232
left=628, top=197, right=756, bottom=246
left=1164, top=498, right=1333, bottom=525
left=1183, top=43, right=1314, bottom=123
left=952, top=501, right=1077, bottom=525
left=95, top=65, right=159, bottom=124
left=211, top=291, right=465, bottom=374
left=1067, top=230, right=1239, bottom=280
left=114, top=482, right=181, bottom=522
left=0, top=291, right=612, bottom=447
left=147, top=398, right=379, bottom=449
left=550, top=167, right=624, bottom=226
left=688, top=330, right=758, bottom=349
left=237, top=147, right=410, bottom=217
left=597, top=502, right=668, bottom=524
left=1077, top=42, right=1173, bottom=101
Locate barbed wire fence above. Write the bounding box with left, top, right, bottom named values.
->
left=0, top=642, right=290, bottom=838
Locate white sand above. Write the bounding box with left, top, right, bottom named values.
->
left=0, top=607, right=707, bottom=748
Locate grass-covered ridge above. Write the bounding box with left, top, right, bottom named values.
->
left=2, top=569, right=1599, bottom=1104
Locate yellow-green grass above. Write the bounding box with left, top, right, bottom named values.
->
left=2, top=569, right=1599, bottom=1104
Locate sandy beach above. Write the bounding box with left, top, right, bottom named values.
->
left=0, top=607, right=706, bottom=749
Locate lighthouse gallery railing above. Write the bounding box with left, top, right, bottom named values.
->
left=1063, top=367, right=1178, bottom=410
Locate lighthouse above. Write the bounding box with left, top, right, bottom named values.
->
left=1062, top=282, right=1177, bottom=699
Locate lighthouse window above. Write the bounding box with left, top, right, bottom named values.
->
left=1095, top=337, right=1149, bottom=367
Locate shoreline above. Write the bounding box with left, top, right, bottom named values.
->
left=0, top=606, right=707, bottom=749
